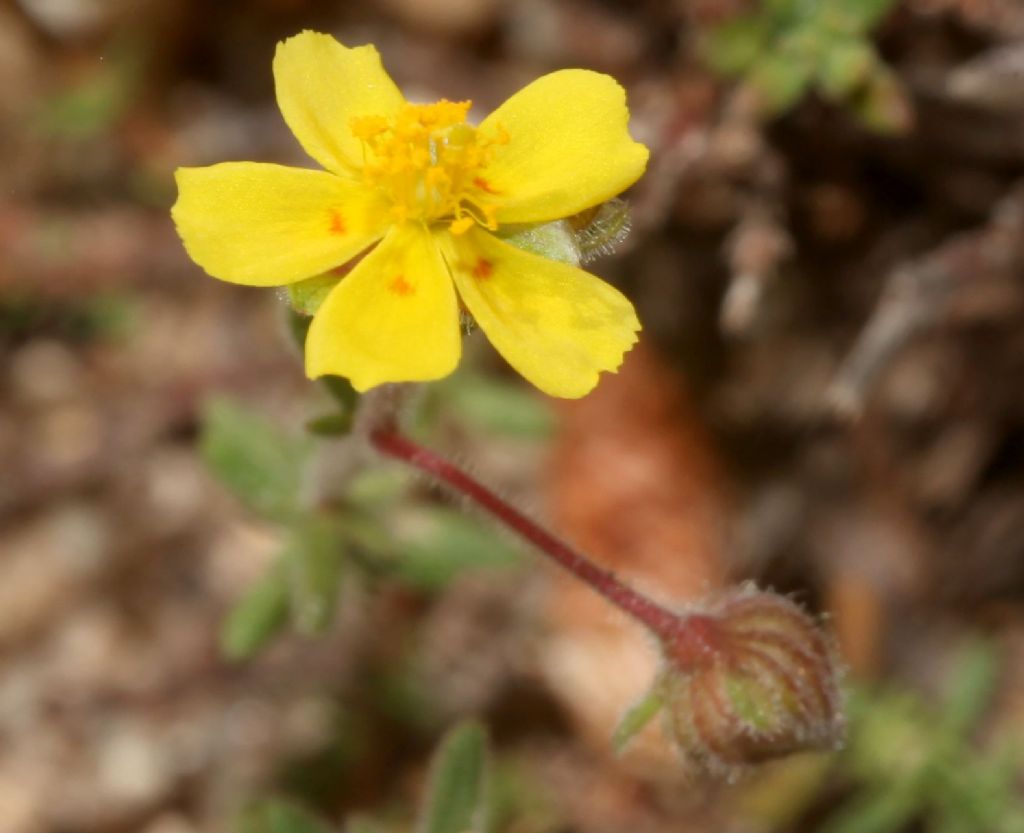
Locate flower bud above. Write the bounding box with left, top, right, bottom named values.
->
left=659, top=586, right=845, bottom=777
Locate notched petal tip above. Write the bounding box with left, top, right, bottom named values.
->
left=444, top=228, right=642, bottom=399
left=479, top=68, right=651, bottom=225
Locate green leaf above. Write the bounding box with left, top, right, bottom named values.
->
left=288, top=274, right=341, bottom=316
left=821, top=782, right=924, bottom=833
left=287, top=306, right=313, bottom=351
left=239, top=798, right=332, bottom=833
left=286, top=517, right=346, bottom=635
left=939, top=640, right=998, bottom=739
left=418, top=721, right=490, bottom=833
left=201, top=397, right=309, bottom=520
left=747, top=52, right=815, bottom=113
left=393, top=507, right=523, bottom=590
left=702, top=17, right=773, bottom=77
left=818, top=39, right=877, bottom=99
left=440, top=373, right=553, bottom=438
left=221, top=564, right=290, bottom=660
left=831, top=0, right=898, bottom=32
left=849, top=67, right=913, bottom=134
left=33, top=45, right=141, bottom=139
left=612, top=685, right=665, bottom=754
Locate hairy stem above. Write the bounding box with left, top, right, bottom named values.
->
left=369, top=426, right=683, bottom=640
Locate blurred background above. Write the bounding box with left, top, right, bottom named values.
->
left=3, top=0, right=1024, bottom=831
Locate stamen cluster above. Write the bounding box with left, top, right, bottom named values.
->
left=351, top=101, right=509, bottom=233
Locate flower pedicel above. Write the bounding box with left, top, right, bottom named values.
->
left=172, top=31, right=648, bottom=398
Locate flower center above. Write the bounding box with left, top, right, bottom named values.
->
left=351, top=100, right=508, bottom=234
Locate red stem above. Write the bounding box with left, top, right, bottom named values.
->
left=370, top=427, right=682, bottom=640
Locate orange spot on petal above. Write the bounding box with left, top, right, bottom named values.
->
left=389, top=274, right=415, bottom=296
left=473, top=177, right=498, bottom=194
left=472, top=258, right=494, bottom=279
left=328, top=210, right=346, bottom=235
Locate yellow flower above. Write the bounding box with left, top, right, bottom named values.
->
left=172, top=31, right=648, bottom=397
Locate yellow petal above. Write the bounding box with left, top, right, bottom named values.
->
left=306, top=224, right=461, bottom=390
left=478, top=70, right=649, bottom=225
left=440, top=227, right=640, bottom=398
left=274, top=31, right=405, bottom=176
left=172, top=163, right=388, bottom=287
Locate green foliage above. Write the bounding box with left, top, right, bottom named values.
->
left=435, top=372, right=554, bottom=439
left=391, top=507, right=523, bottom=590
left=201, top=397, right=310, bottom=521
left=218, top=517, right=348, bottom=659
left=700, top=0, right=909, bottom=131
left=34, top=44, right=142, bottom=139
left=239, top=798, right=333, bottom=833
left=204, top=383, right=530, bottom=659
left=242, top=722, right=493, bottom=833
left=0, top=293, right=136, bottom=345
left=285, top=516, right=347, bottom=635
left=612, top=682, right=665, bottom=754
left=418, top=722, right=490, bottom=833
left=220, top=563, right=290, bottom=660
left=824, top=640, right=1024, bottom=833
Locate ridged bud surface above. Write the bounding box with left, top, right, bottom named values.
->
left=659, top=586, right=845, bottom=777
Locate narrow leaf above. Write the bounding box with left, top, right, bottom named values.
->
left=240, top=798, right=332, bottom=833
left=221, top=564, right=289, bottom=660
left=394, top=508, right=522, bottom=590
left=286, top=517, right=346, bottom=635
left=418, top=721, right=490, bottom=833
left=201, top=397, right=308, bottom=520
left=612, top=685, right=665, bottom=754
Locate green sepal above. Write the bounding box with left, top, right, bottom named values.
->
left=306, top=411, right=355, bottom=437
left=286, top=307, right=360, bottom=418
left=288, top=273, right=340, bottom=316
left=498, top=220, right=581, bottom=266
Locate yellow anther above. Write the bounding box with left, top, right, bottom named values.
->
left=481, top=204, right=499, bottom=230
left=449, top=216, right=474, bottom=235
left=352, top=98, right=504, bottom=231
left=350, top=115, right=389, bottom=139
left=425, top=167, right=450, bottom=187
